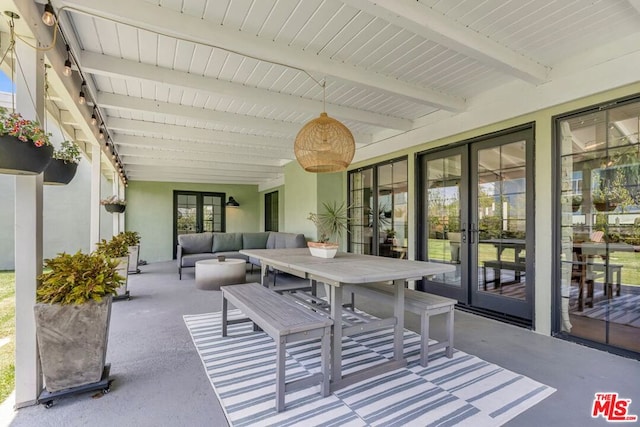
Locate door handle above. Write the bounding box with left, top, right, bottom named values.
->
left=461, top=223, right=467, bottom=243
left=469, top=223, right=478, bottom=244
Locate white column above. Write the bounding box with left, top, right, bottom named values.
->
left=112, top=172, right=119, bottom=236
left=90, top=144, right=101, bottom=249
left=14, top=37, right=44, bottom=408
left=118, top=179, right=125, bottom=233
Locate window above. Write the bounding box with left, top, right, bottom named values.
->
left=348, top=158, right=408, bottom=258
left=265, top=191, right=279, bottom=232
left=556, top=97, right=640, bottom=354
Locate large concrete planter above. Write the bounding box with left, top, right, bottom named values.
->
left=114, top=256, right=129, bottom=296
left=128, top=245, right=140, bottom=274
left=34, top=296, right=112, bottom=392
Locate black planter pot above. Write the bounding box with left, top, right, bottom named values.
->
left=104, top=203, right=126, bottom=213
left=43, top=159, right=78, bottom=185
left=0, top=134, right=53, bottom=175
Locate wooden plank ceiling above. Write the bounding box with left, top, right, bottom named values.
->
left=10, top=0, right=640, bottom=185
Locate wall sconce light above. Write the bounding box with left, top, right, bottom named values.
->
left=41, top=1, right=55, bottom=26
left=226, top=196, right=240, bottom=207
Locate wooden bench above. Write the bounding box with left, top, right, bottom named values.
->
left=483, top=260, right=526, bottom=290
left=343, top=283, right=455, bottom=367
left=568, top=261, right=622, bottom=310
left=220, top=282, right=333, bottom=412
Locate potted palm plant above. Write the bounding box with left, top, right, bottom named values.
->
left=95, top=234, right=131, bottom=298
left=307, top=201, right=348, bottom=258
left=44, top=140, right=82, bottom=185
left=35, top=251, right=123, bottom=393
left=0, top=107, right=53, bottom=175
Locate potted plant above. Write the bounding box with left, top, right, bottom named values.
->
left=307, top=201, right=348, bottom=258
left=44, top=140, right=82, bottom=185
left=571, top=195, right=582, bottom=212
left=591, top=170, right=632, bottom=212
left=35, top=251, right=123, bottom=392
left=121, top=231, right=142, bottom=274
left=95, top=234, right=131, bottom=298
left=0, top=107, right=53, bottom=175
left=101, top=195, right=127, bottom=213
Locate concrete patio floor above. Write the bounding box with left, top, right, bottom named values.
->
left=2, top=261, right=638, bottom=427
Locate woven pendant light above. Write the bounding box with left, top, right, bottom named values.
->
left=294, top=81, right=355, bottom=173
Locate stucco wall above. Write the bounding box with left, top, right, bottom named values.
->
left=0, top=159, right=114, bottom=270
left=125, top=181, right=260, bottom=262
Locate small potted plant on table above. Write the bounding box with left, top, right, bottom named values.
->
left=307, top=201, right=348, bottom=258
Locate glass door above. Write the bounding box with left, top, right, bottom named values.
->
left=420, top=147, right=468, bottom=302
left=471, top=131, right=533, bottom=320
left=420, top=127, right=534, bottom=321
left=173, top=191, right=225, bottom=258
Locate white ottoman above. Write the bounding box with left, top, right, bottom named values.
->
left=195, top=259, right=246, bottom=290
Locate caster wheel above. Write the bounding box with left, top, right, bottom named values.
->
left=44, top=400, right=53, bottom=409
left=102, top=388, right=110, bottom=394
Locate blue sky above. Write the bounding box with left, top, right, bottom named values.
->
left=0, top=70, right=14, bottom=92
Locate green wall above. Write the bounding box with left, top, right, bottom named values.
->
left=126, top=181, right=260, bottom=262
left=282, top=162, right=346, bottom=242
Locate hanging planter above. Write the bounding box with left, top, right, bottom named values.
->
left=0, top=108, right=54, bottom=175
left=104, top=203, right=126, bottom=213
left=0, top=134, right=53, bottom=175
left=101, top=196, right=126, bottom=214
left=44, top=140, right=81, bottom=185
left=43, top=159, right=78, bottom=185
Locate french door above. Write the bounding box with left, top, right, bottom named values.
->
left=173, top=191, right=225, bottom=258
left=419, top=126, right=535, bottom=321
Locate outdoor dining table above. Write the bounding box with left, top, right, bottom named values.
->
left=239, top=247, right=455, bottom=392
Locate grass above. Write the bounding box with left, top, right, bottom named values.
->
left=428, top=239, right=640, bottom=286
left=0, top=271, right=15, bottom=405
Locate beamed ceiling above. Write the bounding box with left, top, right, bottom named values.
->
left=2, top=0, right=640, bottom=188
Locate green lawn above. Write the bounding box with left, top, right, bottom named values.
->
left=0, top=271, right=15, bottom=405
left=428, top=240, right=640, bottom=286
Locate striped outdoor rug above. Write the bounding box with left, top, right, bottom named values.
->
left=184, top=310, right=555, bottom=427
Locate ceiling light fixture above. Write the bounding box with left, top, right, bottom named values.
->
left=78, top=80, right=86, bottom=104
left=294, top=80, right=355, bottom=173
left=41, top=1, right=55, bottom=26
left=63, top=44, right=72, bottom=77
left=91, top=108, right=98, bottom=126
left=98, top=128, right=104, bottom=139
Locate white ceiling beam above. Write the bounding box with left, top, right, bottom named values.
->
left=126, top=174, right=264, bottom=185
left=106, top=117, right=291, bottom=148
left=121, top=157, right=283, bottom=174
left=628, top=0, right=640, bottom=14
left=113, top=134, right=293, bottom=160
left=117, top=146, right=283, bottom=167
left=80, top=52, right=411, bottom=131
left=59, top=0, right=465, bottom=111
left=106, top=116, right=371, bottom=146
left=342, top=0, right=549, bottom=85
left=97, top=92, right=300, bottom=135
left=126, top=165, right=282, bottom=179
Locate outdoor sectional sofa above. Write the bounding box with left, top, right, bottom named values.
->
left=177, top=231, right=307, bottom=279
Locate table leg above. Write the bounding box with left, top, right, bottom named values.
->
left=330, top=285, right=343, bottom=387
left=393, top=279, right=405, bottom=362
left=260, top=263, right=268, bottom=287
